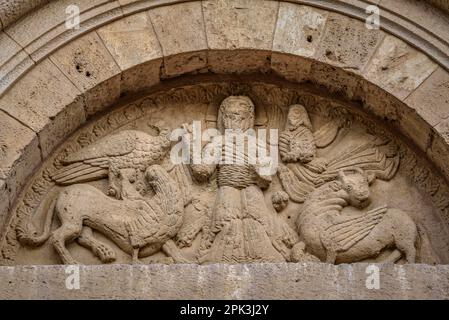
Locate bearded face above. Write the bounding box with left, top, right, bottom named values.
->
left=218, top=96, right=255, bottom=132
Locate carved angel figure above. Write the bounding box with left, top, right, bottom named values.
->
left=278, top=105, right=400, bottom=203
left=52, top=128, right=171, bottom=199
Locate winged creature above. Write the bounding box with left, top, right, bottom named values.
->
left=52, top=128, right=171, bottom=199
left=278, top=104, right=399, bottom=203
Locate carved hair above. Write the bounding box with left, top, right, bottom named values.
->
left=217, top=96, right=255, bottom=133
left=286, top=104, right=313, bottom=131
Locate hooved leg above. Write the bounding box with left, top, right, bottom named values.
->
left=77, top=227, right=116, bottom=263
left=162, top=239, right=190, bottom=263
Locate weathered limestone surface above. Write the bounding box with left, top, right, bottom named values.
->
left=0, top=0, right=449, bottom=301
left=314, top=13, right=384, bottom=72
left=273, top=4, right=328, bottom=58
left=0, top=0, right=51, bottom=29
left=4, top=0, right=122, bottom=62
left=50, top=32, right=121, bottom=116
left=203, top=0, right=278, bottom=74
left=271, top=3, right=326, bottom=82
left=0, top=59, right=85, bottom=158
left=149, top=1, right=207, bottom=77
left=380, top=0, right=449, bottom=43
left=97, top=12, right=163, bottom=94
left=0, top=31, right=34, bottom=95
left=364, top=35, right=438, bottom=100
left=406, top=67, right=449, bottom=127
left=0, top=110, right=40, bottom=239
left=0, top=263, right=448, bottom=299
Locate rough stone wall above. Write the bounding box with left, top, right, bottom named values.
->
left=1, top=263, right=448, bottom=299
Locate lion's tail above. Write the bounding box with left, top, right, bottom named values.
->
left=16, top=197, right=56, bottom=247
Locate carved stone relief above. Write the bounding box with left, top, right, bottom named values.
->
left=1, top=82, right=448, bottom=266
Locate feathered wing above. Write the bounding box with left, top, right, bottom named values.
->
left=64, top=130, right=137, bottom=163
left=321, top=206, right=388, bottom=253
left=278, top=165, right=315, bottom=203
left=52, top=130, right=137, bottom=185
left=314, top=121, right=341, bottom=148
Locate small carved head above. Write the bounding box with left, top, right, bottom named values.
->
left=337, top=168, right=374, bottom=209
left=217, top=96, right=255, bottom=133
left=145, top=165, right=166, bottom=184
left=271, top=191, right=290, bottom=212
left=286, top=104, right=313, bottom=131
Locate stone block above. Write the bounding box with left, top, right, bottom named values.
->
left=97, top=12, right=163, bottom=93
left=148, top=1, right=207, bottom=76
left=314, top=13, right=384, bottom=72
left=406, top=67, right=449, bottom=127
left=0, top=59, right=85, bottom=158
left=273, top=3, right=328, bottom=58
left=50, top=32, right=121, bottom=116
left=0, top=31, right=34, bottom=96
left=364, top=35, right=438, bottom=100
left=0, top=110, right=41, bottom=207
left=203, top=0, right=278, bottom=51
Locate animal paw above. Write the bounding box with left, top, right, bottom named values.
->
left=94, top=245, right=116, bottom=263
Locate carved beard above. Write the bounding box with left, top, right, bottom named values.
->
left=219, top=114, right=255, bottom=132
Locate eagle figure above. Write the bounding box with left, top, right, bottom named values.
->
left=52, top=128, right=172, bottom=198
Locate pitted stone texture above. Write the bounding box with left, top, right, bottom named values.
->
left=207, top=50, right=271, bottom=74
left=271, top=53, right=312, bottom=83
left=0, top=111, right=40, bottom=214
left=0, top=59, right=85, bottom=158
left=314, top=13, right=384, bottom=72
left=4, top=0, right=121, bottom=61
left=364, top=36, right=438, bottom=100
left=0, top=31, right=34, bottom=96
left=273, top=3, right=328, bottom=58
left=0, top=263, right=448, bottom=299
left=0, top=0, right=51, bottom=29
left=406, top=67, right=449, bottom=127
left=307, top=63, right=363, bottom=100
left=148, top=1, right=207, bottom=77
left=203, top=0, right=278, bottom=50
left=97, top=12, right=163, bottom=94
left=50, top=32, right=121, bottom=116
